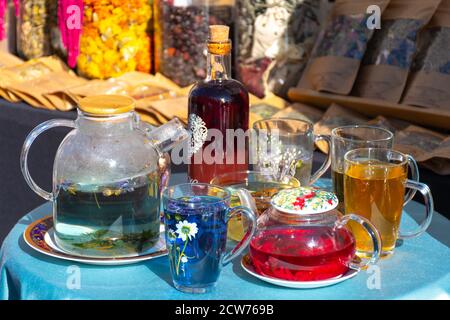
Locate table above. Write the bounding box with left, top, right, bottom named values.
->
left=1, top=177, right=449, bottom=300
left=1, top=97, right=449, bottom=246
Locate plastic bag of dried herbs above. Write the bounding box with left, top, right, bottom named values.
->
left=402, top=0, right=450, bottom=110
left=297, top=0, right=391, bottom=95
left=237, top=0, right=324, bottom=98
left=353, top=0, right=441, bottom=103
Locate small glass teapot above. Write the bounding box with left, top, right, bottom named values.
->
left=21, top=95, right=189, bottom=258
left=242, top=187, right=381, bottom=281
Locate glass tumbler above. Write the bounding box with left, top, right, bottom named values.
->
left=252, top=118, right=331, bottom=186
left=162, top=183, right=256, bottom=293
left=331, top=125, right=395, bottom=212
left=344, top=148, right=434, bottom=257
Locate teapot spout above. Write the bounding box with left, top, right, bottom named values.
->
left=146, top=117, right=189, bottom=154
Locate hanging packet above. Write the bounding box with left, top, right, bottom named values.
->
left=402, top=0, right=450, bottom=110
left=353, top=0, right=441, bottom=102
left=297, top=0, right=391, bottom=95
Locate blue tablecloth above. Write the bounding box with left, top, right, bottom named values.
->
left=1, top=178, right=449, bottom=300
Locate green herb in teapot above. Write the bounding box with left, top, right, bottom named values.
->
left=55, top=172, right=162, bottom=258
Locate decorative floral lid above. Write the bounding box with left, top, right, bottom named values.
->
left=271, top=187, right=338, bottom=215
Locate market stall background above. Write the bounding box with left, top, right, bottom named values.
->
left=0, top=0, right=449, bottom=245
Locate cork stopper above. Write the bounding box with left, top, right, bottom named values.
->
left=209, top=25, right=230, bottom=42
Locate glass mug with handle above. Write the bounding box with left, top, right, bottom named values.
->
left=162, top=183, right=256, bottom=293
left=331, top=125, right=396, bottom=212
left=252, top=118, right=331, bottom=186
left=344, top=148, right=434, bottom=257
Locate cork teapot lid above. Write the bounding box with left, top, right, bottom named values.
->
left=271, top=187, right=338, bottom=215
left=79, top=95, right=135, bottom=115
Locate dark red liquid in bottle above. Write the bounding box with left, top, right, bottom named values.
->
left=188, top=79, right=249, bottom=183
left=250, top=227, right=356, bottom=281
left=188, top=26, right=249, bottom=183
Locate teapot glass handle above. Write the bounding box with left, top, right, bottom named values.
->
left=221, top=188, right=257, bottom=266
left=20, top=119, right=76, bottom=201
left=222, top=205, right=257, bottom=266
left=334, top=214, right=381, bottom=271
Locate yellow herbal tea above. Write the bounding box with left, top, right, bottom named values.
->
left=226, top=181, right=296, bottom=241
left=331, top=169, right=345, bottom=213
left=344, top=160, right=407, bottom=256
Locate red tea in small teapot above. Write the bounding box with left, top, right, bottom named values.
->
left=248, top=187, right=381, bottom=281
left=250, top=227, right=355, bottom=281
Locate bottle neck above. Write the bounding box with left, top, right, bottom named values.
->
left=206, top=41, right=231, bottom=82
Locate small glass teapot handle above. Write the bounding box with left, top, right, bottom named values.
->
left=221, top=189, right=257, bottom=266
left=334, top=214, right=382, bottom=271
left=20, top=119, right=76, bottom=201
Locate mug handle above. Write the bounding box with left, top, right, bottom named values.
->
left=404, top=155, right=419, bottom=205
left=334, top=214, right=381, bottom=271
left=20, top=119, right=76, bottom=201
left=310, top=135, right=332, bottom=185
left=221, top=194, right=257, bottom=266
left=398, top=180, right=434, bottom=239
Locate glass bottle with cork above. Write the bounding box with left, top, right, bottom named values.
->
left=188, top=25, right=249, bottom=184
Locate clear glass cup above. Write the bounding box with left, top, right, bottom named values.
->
left=252, top=118, right=331, bottom=186
left=344, top=148, right=434, bottom=258
left=210, top=170, right=300, bottom=241
left=162, top=183, right=256, bottom=293
left=331, top=125, right=395, bottom=212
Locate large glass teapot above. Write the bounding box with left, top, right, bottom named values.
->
left=21, top=95, right=189, bottom=258
left=242, top=187, right=382, bottom=281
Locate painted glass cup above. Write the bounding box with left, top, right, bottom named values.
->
left=252, top=118, right=331, bottom=186
left=162, top=183, right=257, bottom=293
left=210, top=171, right=300, bottom=241
left=331, top=125, right=395, bottom=212
left=344, top=148, right=434, bottom=257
